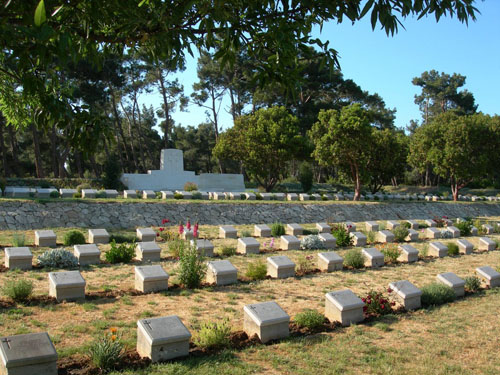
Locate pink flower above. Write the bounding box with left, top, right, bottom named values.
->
left=159, top=227, right=164, bottom=232
left=178, top=223, right=184, bottom=234
left=193, top=223, right=199, bottom=238
left=186, top=219, right=191, bottom=231
left=381, top=304, right=385, bottom=309
left=162, top=219, right=170, bottom=224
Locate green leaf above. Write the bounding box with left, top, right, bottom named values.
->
left=34, top=0, right=46, bottom=26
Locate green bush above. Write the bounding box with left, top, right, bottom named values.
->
left=194, top=320, right=231, bottom=350
left=178, top=243, right=207, bottom=288
left=255, top=193, right=263, bottom=200
left=191, top=191, right=202, bottom=200
left=63, top=230, right=86, bottom=246
left=464, top=276, right=481, bottom=292
left=331, top=224, right=353, bottom=247
left=38, top=249, right=79, bottom=268
left=245, top=260, right=267, bottom=280
left=72, top=192, right=82, bottom=198
left=343, top=249, right=365, bottom=269
left=447, top=243, right=459, bottom=256
left=220, top=246, right=236, bottom=257
left=95, top=190, right=107, bottom=199
left=88, top=329, right=124, bottom=372
left=2, top=279, right=34, bottom=302
left=168, top=239, right=186, bottom=258
left=76, top=183, right=92, bottom=193
left=421, top=283, right=456, bottom=307
left=294, top=309, right=325, bottom=330
left=392, top=226, right=409, bottom=242
left=102, top=154, right=123, bottom=190
left=105, top=241, right=135, bottom=264
left=456, top=220, right=473, bottom=236
left=380, top=244, right=400, bottom=263
left=298, top=162, right=313, bottom=193
left=366, top=231, right=376, bottom=244
left=296, top=254, right=314, bottom=273
left=49, top=190, right=60, bottom=198
left=184, top=182, right=198, bottom=191
left=271, top=222, right=286, bottom=237
left=240, top=230, right=252, bottom=238
left=12, top=233, right=25, bottom=247
left=174, top=193, right=183, bottom=199
left=108, top=234, right=135, bottom=244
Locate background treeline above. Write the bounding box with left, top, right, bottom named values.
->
left=1, top=48, right=498, bottom=197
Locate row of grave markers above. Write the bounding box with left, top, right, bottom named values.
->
left=2, top=265, right=499, bottom=374
left=5, top=186, right=497, bottom=202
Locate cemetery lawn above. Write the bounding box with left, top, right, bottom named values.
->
left=0, top=221, right=499, bottom=374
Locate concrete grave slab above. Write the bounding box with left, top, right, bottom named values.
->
left=425, top=219, right=437, bottom=227
left=457, top=239, right=474, bottom=254
left=386, top=220, right=400, bottom=230
left=425, top=227, right=441, bottom=239
left=273, top=193, right=286, bottom=201
left=325, top=289, right=364, bottom=326
left=447, top=226, right=461, bottom=238
left=318, top=252, right=343, bottom=272
left=299, top=193, right=310, bottom=201
left=280, top=235, right=300, bottom=250
left=471, top=226, right=478, bottom=236
left=81, top=189, right=97, bottom=198
left=219, top=225, right=237, bottom=239
left=476, top=266, right=500, bottom=288
left=429, top=242, right=448, bottom=257
left=74, top=244, right=101, bottom=266
left=405, top=229, right=419, bottom=242
left=437, top=272, right=465, bottom=297
left=137, top=315, right=191, bottom=362
left=245, top=193, right=256, bottom=200
left=398, top=244, right=419, bottom=263
left=35, top=230, right=57, bottom=247
left=389, top=280, right=422, bottom=310
left=161, top=190, right=174, bottom=199
left=142, top=190, right=156, bottom=199
left=124, top=190, right=137, bottom=199
left=49, top=271, right=86, bottom=301
left=88, top=229, right=109, bottom=244
left=377, top=230, right=395, bottom=243
left=36, top=188, right=58, bottom=198
left=407, top=220, right=419, bottom=229
left=103, top=189, right=118, bottom=198
left=365, top=221, right=379, bottom=232
left=59, top=188, right=77, bottom=198
left=362, top=248, right=384, bottom=268
left=344, top=222, right=356, bottom=233
left=237, top=237, right=260, bottom=255
left=286, top=223, right=303, bottom=236
left=254, top=224, right=271, bottom=237
left=135, top=265, right=169, bottom=293
left=316, top=222, right=331, bottom=233
left=318, top=233, right=336, bottom=249
left=244, top=301, right=290, bottom=343
left=482, top=224, right=494, bottom=235
left=350, top=232, right=367, bottom=247
left=195, top=239, right=214, bottom=257
left=136, top=242, right=161, bottom=262
left=0, top=332, right=57, bottom=375
left=4, top=247, right=32, bottom=270
left=286, top=193, right=298, bottom=201
left=479, top=237, right=496, bottom=251
left=136, top=228, right=156, bottom=242
left=267, top=256, right=295, bottom=279
left=207, top=260, right=238, bottom=285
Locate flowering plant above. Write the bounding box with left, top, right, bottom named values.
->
left=263, top=237, right=275, bottom=250
left=362, top=289, right=395, bottom=317
left=88, top=327, right=124, bottom=371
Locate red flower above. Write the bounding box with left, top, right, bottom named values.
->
left=162, top=219, right=170, bottom=224
left=387, top=287, right=393, bottom=293
left=156, top=232, right=160, bottom=237
left=391, top=301, right=396, bottom=306
left=381, top=304, right=385, bottom=309
left=186, top=219, right=191, bottom=231
left=361, top=298, right=366, bottom=302
left=179, top=224, right=184, bottom=234
left=159, top=227, right=164, bottom=232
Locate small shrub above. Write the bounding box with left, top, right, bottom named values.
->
left=309, top=195, right=316, bottom=201
left=72, top=192, right=82, bottom=198
left=392, top=226, right=409, bottom=242
left=271, top=222, right=285, bottom=237
left=362, top=290, right=393, bottom=317
left=174, top=193, right=183, bottom=199
left=95, top=191, right=107, bottom=199
left=108, top=234, right=135, bottom=244
left=440, top=230, right=453, bottom=239
left=294, top=309, right=325, bottom=330
left=380, top=244, right=400, bottom=263
left=2, top=279, right=34, bottom=302
left=447, top=243, right=459, bottom=256
left=366, top=231, right=376, bottom=244
left=421, top=283, right=456, bottom=307
left=246, top=261, right=267, bottom=280
left=38, top=249, right=79, bottom=268
left=194, top=319, right=231, bottom=349
left=300, top=235, right=325, bottom=250
left=373, top=195, right=380, bottom=201
left=49, top=190, right=60, bottom=198
left=296, top=254, right=314, bottom=274
left=433, top=217, right=446, bottom=228
left=420, top=244, right=429, bottom=257
left=240, top=193, right=246, bottom=200
left=331, top=224, right=353, bottom=247
left=88, top=327, right=124, bottom=372
left=240, top=230, right=252, bottom=238
left=456, top=220, right=472, bottom=236
left=63, top=230, right=86, bottom=246
left=464, top=276, right=481, bottom=292
left=12, top=233, right=25, bottom=247
left=255, top=193, right=263, bottom=200
left=76, top=183, right=92, bottom=193
left=184, top=182, right=198, bottom=191
left=105, top=241, right=135, bottom=264
left=220, top=246, right=236, bottom=257
left=343, top=249, right=365, bottom=269
left=191, top=191, right=202, bottom=200
left=178, top=243, right=207, bottom=288
left=168, top=239, right=186, bottom=258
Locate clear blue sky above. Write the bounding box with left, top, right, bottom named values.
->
left=142, top=1, right=500, bottom=132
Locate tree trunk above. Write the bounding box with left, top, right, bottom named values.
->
left=75, top=151, right=84, bottom=178
left=50, top=125, right=59, bottom=177
left=157, top=71, right=171, bottom=148
left=30, top=124, right=45, bottom=178
left=351, top=163, right=361, bottom=201
left=109, top=84, right=131, bottom=165
left=0, top=124, right=9, bottom=176
left=120, top=100, right=139, bottom=172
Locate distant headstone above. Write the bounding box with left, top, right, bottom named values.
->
left=135, top=265, right=169, bottom=293
left=267, top=256, right=295, bottom=279
left=207, top=260, right=238, bottom=285
left=49, top=271, right=86, bottom=301
left=243, top=301, right=290, bottom=343
left=318, top=252, right=343, bottom=272
left=4, top=247, right=32, bottom=270
left=325, top=289, right=364, bottom=326
left=389, top=280, right=422, bottom=310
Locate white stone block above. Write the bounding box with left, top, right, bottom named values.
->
left=362, top=248, right=384, bottom=268
left=142, top=190, right=156, bottom=199
left=135, top=265, right=169, bottom=293
left=212, top=192, right=225, bottom=200
left=471, top=226, right=478, bottom=236
left=49, top=271, right=86, bottom=301
left=59, top=188, right=77, bottom=198
left=286, top=223, right=303, bottom=236
left=0, top=332, right=57, bottom=375
left=316, top=222, right=331, bottom=233
left=244, top=301, right=290, bottom=343
left=136, top=228, right=156, bottom=242
left=195, top=239, right=214, bottom=257
left=219, top=225, right=237, bottom=239
left=286, top=193, right=298, bottom=201
left=103, top=189, right=118, bottom=198
left=267, top=256, right=295, bottom=279
left=386, top=220, right=400, bottom=230
left=88, top=229, right=109, bottom=244
left=273, top=193, right=286, bottom=201
left=457, top=239, right=474, bottom=254
left=280, top=235, right=300, bottom=250
left=478, top=237, right=496, bottom=251
left=429, top=242, right=448, bottom=257
left=36, top=188, right=58, bottom=198
left=405, top=229, right=419, bottom=242
left=237, top=237, right=260, bottom=255
left=425, top=227, right=441, bottom=239
left=207, top=260, right=238, bottom=285
left=365, top=221, right=379, bottom=232
left=407, top=220, right=419, bottom=229
left=389, top=280, right=422, bottom=310
left=245, top=192, right=256, bottom=200
left=161, top=191, right=174, bottom=199
left=318, top=233, right=336, bottom=249
left=299, top=193, right=310, bottom=201
left=124, top=190, right=137, bottom=199
left=176, top=191, right=192, bottom=199
left=482, top=224, right=494, bottom=235
left=4, top=247, right=33, bottom=270
left=318, top=252, right=343, bottom=272
left=81, top=189, right=97, bottom=198
left=325, top=290, right=364, bottom=326
left=136, top=242, right=161, bottom=262
left=376, top=230, right=394, bottom=243
left=350, top=232, right=367, bottom=247
left=35, top=230, right=57, bottom=247
left=344, top=222, right=356, bottom=233
left=137, top=316, right=191, bottom=362
left=476, top=266, right=500, bottom=288
left=311, top=193, right=322, bottom=200
left=437, top=272, right=465, bottom=297
left=260, top=193, right=272, bottom=200
left=425, top=219, right=437, bottom=227
left=254, top=224, right=271, bottom=237
left=447, top=226, right=460, bottom=238
left=74, top=244, right=101, bottom=266
left=398, top=244, right=419, bottom=263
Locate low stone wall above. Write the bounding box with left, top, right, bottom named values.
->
left=1, top=200, right=499, bottom=230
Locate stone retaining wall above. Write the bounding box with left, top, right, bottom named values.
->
left=1, top=200, right=499, bottom=230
